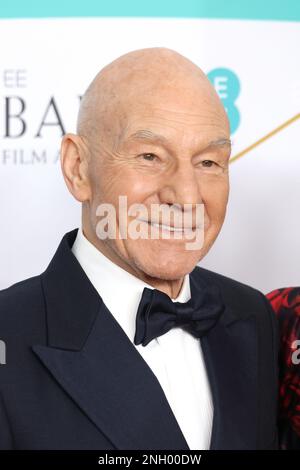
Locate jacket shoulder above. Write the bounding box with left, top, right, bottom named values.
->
left=0, top=275, right=44, bottom=333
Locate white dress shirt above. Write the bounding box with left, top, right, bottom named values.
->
left=71, top=228, right=213, bottom=450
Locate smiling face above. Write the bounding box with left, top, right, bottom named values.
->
left=62, top=48, right=231, bottom=286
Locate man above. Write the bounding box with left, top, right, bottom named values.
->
left=0, top=48, right=278, bottom=450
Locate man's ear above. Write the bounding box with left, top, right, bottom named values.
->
left=60, top=133, right=92, bottom=202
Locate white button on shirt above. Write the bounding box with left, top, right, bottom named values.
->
left=71, top=228, right=213, bottom=450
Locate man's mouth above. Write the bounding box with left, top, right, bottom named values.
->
left=150, top=222, right=195, bottom=232
left=137, top=219, right=199, bottom=232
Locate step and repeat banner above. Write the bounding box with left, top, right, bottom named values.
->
left=0, top=2, right=299, bottom=292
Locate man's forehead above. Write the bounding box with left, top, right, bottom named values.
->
left=115, top=100, right=230, bottom=143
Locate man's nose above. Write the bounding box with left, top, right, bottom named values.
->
left=158, top=163, right=202, bottom=207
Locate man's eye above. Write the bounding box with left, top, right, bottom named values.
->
left=201, top=160, right=216, bottom=167
left=140, top=153, right=157, bottom=161
left=197, top=159, right=224, bottom=175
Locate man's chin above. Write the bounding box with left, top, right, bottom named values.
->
left=133, top=254, right=200, bottom=282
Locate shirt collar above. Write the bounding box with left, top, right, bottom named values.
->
left=71, top=227, right=191, bottom=343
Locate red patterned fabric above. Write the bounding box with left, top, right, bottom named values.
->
left=266, top=287, right=300, bottom=449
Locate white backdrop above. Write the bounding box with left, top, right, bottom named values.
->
left=0, top=17, right=299, bottom=293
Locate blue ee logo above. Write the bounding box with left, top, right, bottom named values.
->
left=207, top=68, right=240, bottom=135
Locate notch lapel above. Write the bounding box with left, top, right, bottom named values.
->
left=203, top=314, right=257, bottom=449
left=191, top=269, right=258, bottom=450
left=32, top=229, right=189, bottom=450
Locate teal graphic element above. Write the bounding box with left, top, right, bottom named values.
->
left=0, top=0, right=300, bottom=21
left=208, top=68, right=241, bottom=134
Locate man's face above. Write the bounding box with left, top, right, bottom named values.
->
left=86, top=95, right=231, bottom=281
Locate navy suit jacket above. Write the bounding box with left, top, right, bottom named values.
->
left=0, top=229, right=279, bottom=449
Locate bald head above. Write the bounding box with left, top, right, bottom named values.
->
left=61, top=47, right=231, bottom=293
left=76, top=47, right=229, bottom=146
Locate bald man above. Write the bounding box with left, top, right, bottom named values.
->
left=0, top=48, right=278, bottom=450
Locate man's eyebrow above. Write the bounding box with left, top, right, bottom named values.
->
left=208, top=138, right=232, bottom=147
left=127, top=129, right=232, bottom=148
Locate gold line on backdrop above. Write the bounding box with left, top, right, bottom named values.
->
left=230, top=113, right=300, bottom=164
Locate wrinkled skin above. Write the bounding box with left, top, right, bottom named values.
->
left=60, top=47, right=231, bottom=298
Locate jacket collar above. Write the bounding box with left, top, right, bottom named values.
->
left=41, top=229, right=101, bottom=351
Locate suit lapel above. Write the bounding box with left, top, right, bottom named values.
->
left=192, top=268, right=258, bottom=450
left=32, top=229, right=189, bottom=450
left=203, top=314, right=257, bottom=449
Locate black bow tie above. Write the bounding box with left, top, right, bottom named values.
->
left=134, top=269, right=225, bottom=347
